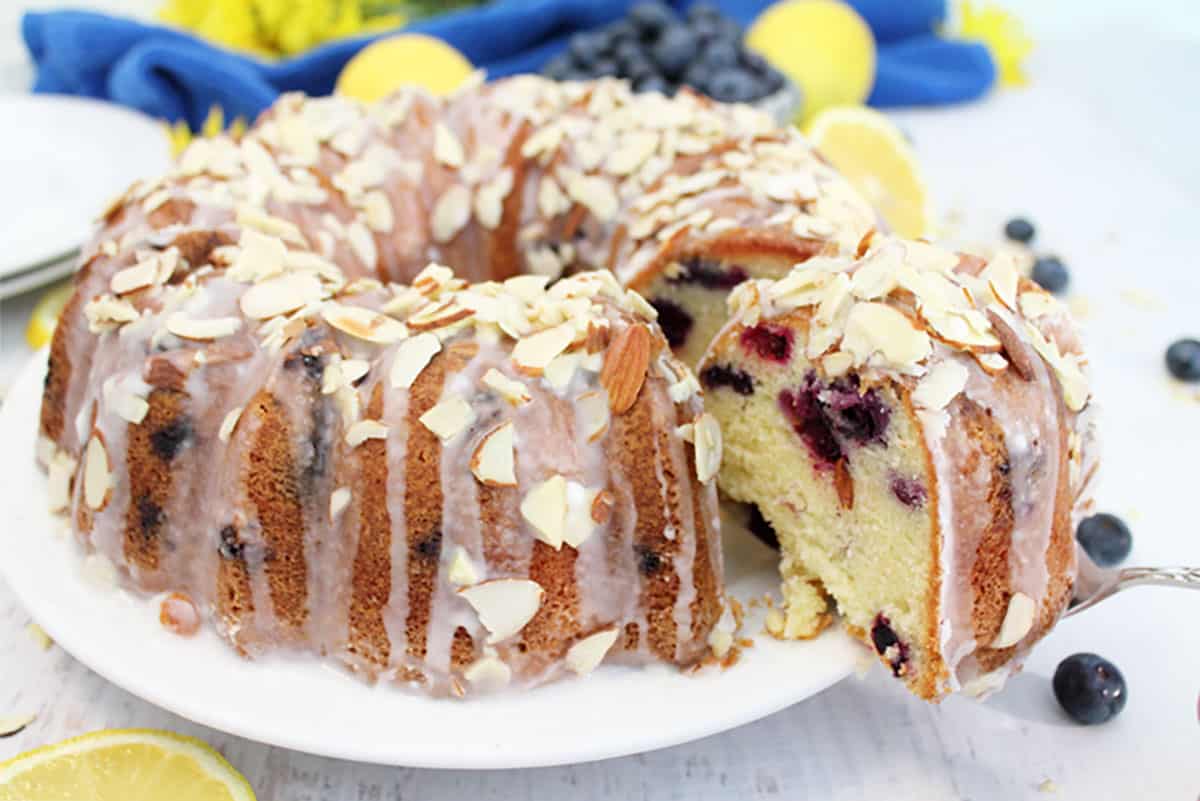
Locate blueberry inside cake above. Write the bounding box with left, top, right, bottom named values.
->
left=700, top=237, right=1098, bottom=698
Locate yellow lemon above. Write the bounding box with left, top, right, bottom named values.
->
left=807, top=106, right=932, bottom=239
left=746, top=0, right=876, bottom=124
left=0, top=728, right=255, bottom=801
left=336, top=34, right=474, bottom=102
left=25, top=281, right=73, bottom=350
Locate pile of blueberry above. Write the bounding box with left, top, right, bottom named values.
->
left=541, top=2, right=788, bottom=104
left=1003, top=216, right=1070, bottom=294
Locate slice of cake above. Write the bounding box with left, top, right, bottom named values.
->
left=699, top=236, right=1098, bottom=698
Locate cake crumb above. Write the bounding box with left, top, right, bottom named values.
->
left=25, top=623, right=53, bottom=651
left=764, top=607, right=786, bottom=638
left=1037, top=778, right=1059, bottom=794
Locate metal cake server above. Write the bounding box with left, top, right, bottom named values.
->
left=1063, top=566, right=1200, bottom=618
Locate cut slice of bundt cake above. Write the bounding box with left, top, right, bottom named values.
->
left=699, top=236, right=1098, bottom=698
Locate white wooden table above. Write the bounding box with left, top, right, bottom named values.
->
left=2, top=8, right=1199, bottom=800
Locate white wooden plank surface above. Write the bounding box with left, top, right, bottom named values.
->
left=2, top=14, right=1199, bottom=801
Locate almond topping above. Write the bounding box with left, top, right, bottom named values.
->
left=991, top=591, right=1036, bottom=648
left=577, top=391, right=610, bottom=442
left=433, top=122, right=465, bottom=168
left=599, top=323, right=651, bottom=414
left=83, top=434, right=111, bottom=510
left=563, top=481, right=599, bottom=549
left=565, top=628, right=620, bottom=675
left=345, top=419, right=387, bottom=447
left=432, top=184, right=472, bottom=243
left=912, top=360, right=969, bottom=410
left=693, top=412, right=722, bottom=484
left=567, top=174, right=619, bottom=221
left=419, top=396, right=476, bottom=442
left=390, top=332, right=442, bottom=388
left=986, top=309, right=1036, bottom=381
left=458, top=578, right=544, bottom=643
left=520, top=474, right=567, bottom=548
left=463, top=656, right=511, bottom=690
left=322, top=303, right=408, bottom=344
left=512, top=323, right=574, bottom=376
left=165, top=314, right=242, bottom=341
left=447, top=547, right=480, bottom=587
left=218, top=406, right=244, bottom=442
left=240, top=272, right=324, bottom=320
left=470, top=422, right=517, bottom=487
left=329, top=487, right=351, bottom=520
left=482, top=368, right=532, bottom=405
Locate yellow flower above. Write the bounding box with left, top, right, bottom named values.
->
left=952, top=0, right=1033, bottom=87
left=164, top=105, right=248, bottom=157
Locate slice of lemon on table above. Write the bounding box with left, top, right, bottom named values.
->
left=25, top=281, right=73, bottom=350
left=336, top=33, right=475, bottom=102
left=0, top=729, right=255, bottom=801
left=806, top=106, right=932, bottom=239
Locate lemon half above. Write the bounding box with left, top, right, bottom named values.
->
left=0, top=729, right=255, bottom=801
left=336, top=33, right=474, bottom=102
left=806, top=106, right=932, bottom=239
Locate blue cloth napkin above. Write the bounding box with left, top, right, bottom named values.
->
left=23, top=0, right=995, bottom=129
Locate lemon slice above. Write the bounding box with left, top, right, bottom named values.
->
left=746, top=0, right=876, bottom=124
left=0, top=729, right=256, bottom=801
left=336, top=34, right=475, bottom=103
left=25, top=281, right=73, bottom=350
left=806, top=106, right=932, bottom=239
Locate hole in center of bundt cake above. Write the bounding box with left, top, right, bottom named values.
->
left=739, top=323, right=793, bottom=363
left=666, top=257, right=750, bottom=290
left=778, top=372, right=891, bottom=470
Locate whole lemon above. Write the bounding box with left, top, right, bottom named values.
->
left=336, top=34, right=475, bottom=103
left=746, top=1, right=877, bottom=124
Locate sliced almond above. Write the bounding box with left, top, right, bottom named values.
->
left=322, top=303, right=408, bottom=344
left=693, top=412, right=722, bottom=484
left=458, top=578, right=545, bottom=643
left=1019, top=290, right=1056, bottom=319
left=218, top=405, right=244, bottom=443
left=482, top=368, right=532, bottom=405
left=433, top=122, right=465, bottom=168
left=599, top=323, right=651, bottom=414
left=537, top=175, right=570, bottom=218
left=474, top=168, right=513, bottom=230
left=470, top=422, right=516, bottom=487
left=432, top=184, right=472, bottom=243
left=240, top=272, right=324, bottom=320
left=565, top=628, right=620, bottom=675
left=912, top=360, right=969, bottom=411
left=567, top=174, right=619, bottom=221
left=447, top=546, right=480, bottom=587
left=329, top=486, right=352, bottom=520
left=390, top=332, right=442, bottom=389
left=986, top=308, right=1036, bottom=381
left=419, top=396, right=476, bottom=442
left=166, top=313, right=242, bottom=341
left=577, top=391, right=610, bottom=442
left=544, top=352, right=583, bottom=390
left=46, top=450, right=77, bottom=513
left=840, top=302, right=931, bottom=371
left=83, top=434, right=111, bottom=510
left=345, top=419, right=387, bottom=447
left=563, top=481, right=599, bottom=549
left=990, top=591, right=1036, bottom=649
left=512, top=323, right=575, bottom=376
left=519, top=474, right=567, bottom=548
left=463, top=655, right=511, bottom=690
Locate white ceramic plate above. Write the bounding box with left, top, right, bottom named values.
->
left=0, top=95, right=172, bottom=277
left=0, top=351, right=859, bottom=769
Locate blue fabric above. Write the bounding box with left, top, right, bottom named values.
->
left=23, top=0, right=995, bottom=129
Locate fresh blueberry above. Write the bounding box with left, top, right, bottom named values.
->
left=605, top=19, right=637, bottom=46
left=541, top=54, right=573, bottom=80
left=1075, top=513, right=1132, bottom=567
left=652, top=26, right=697, bottom=78
left=1166, top=338, right=1200, bottom=381
left=629, top=2, right=676, bottom=38
left=1053, top=653, right=1127, bottom=725
left=689, top=17, right=721, bottom=43
left=707, top=69, right=760, bottom=103
left=682, top=62, right=713, bottom=93
left=1031, top=255, right=1069, bottom=293
left=712, top=17, right=743, bottom=43
left=1004, top=216, right=1036, bottom=243
left=761, top=67, right=786, bottom=93
left=703, top=39, right=741, bottom=69
left=567, top=32, right=608, bottom=67
left=614, top=39, right=646, bottom=67
left=634, top=74, right=672, bottom=95
left=687, top=2, right=722, bottom=23
left=590, top=58, right=621, bottom=78
left=740, top=50, right=771, bottom=76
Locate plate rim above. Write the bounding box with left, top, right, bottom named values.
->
left=0, top=350, right=857, bottom=769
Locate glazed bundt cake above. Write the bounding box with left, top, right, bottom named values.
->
left=699, top=236, right=1099, bottom=698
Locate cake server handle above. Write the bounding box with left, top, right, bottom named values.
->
left=1063, top=566, right=1200, bottom=619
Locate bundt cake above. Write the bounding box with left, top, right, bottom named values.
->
left=699, top=236, right=1099, bottom=698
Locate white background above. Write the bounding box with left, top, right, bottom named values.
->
left=1, top=2, right=1199, bottom=799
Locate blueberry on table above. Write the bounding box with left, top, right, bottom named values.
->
left=567, top=32, right=608, bottom=67
left=708, top=69, right=761, bottom=103
left=1031, top=255, right=1069, bottom=293
left=1053, top=653, right=1127, bottom=725
left=541, top=55, right=572, bottom=80
left=1075, top=513, right=1132, bottom=567
left=1004, top=216, right=1036, bottom=243
left=629, top=2, right=676, bottom=37
left=682, top=62, right=713, bottom=93
left=590, top=58, right=621, bottom=78
left=703, top=39, right=741, bottom=69
left=740, top=50, right=771, bottom=76
left=689, top=17, right=721, bottom=43
left=653, top=26, right=698, bottom=78
left=605, top=19, right=637, bottom=46
left=687, top=2, right=722, bottom=23
left=1166, top=338, right=1200, bottom=381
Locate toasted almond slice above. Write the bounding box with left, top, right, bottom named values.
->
left=599, top=323, right=651, bottom=414
left=474, top=168, right=513, bottom=230
left=83, top=434, right=111, bottom=510
left=432, top=184, right=472, bottom=243
left=434, top=122, right=465, bottom=168
left=567, top=174, right=619, bottom=221
left=241, top=272, right=325, bottom=320
left=520, top=474, right=567, bottom=548
left=448, top=546, right=480, bottom=587
left=322, top=303, right=408, bottom=344
left=986, top=308, right=1036, bottom=381
left=667, top=372, right=701, bottom=404
left=458, top=578, right=545, bottom=643
left=512, top=323, right=574, bottom=376
left=577, top=391, right=610, bottom=442
left=390, top=332, right=442, bottom=389
left=463, top=655, right=512, bottom=690
left=565, top=628, right=619, bottom=675
left=329, top=486, right=352, bottom=520
left=693, top=412, right=722, bottom=484
left=166, top=313, right=242, bottom=341
left=482, top=368, right=532, bottom=405
left=470, top=422, right=516, bottom=487
left=1019, top=290, right=1056, bottom=319
left=563, top=481, right=599, bottom=549
left=840, top=302, right=931, bottom=371
left=537, top=175, right=570, bottom=218
left=419, top=396, right=476, bottom=442
left=218, top=405, right=244, bottom=443
left=345, top=419, right=387, bottom=447
left=912, top=360, right=969, bottom=410
left=544, top=352, right=583, bottom=390
left=991, top=591, right=1036, bottom=648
